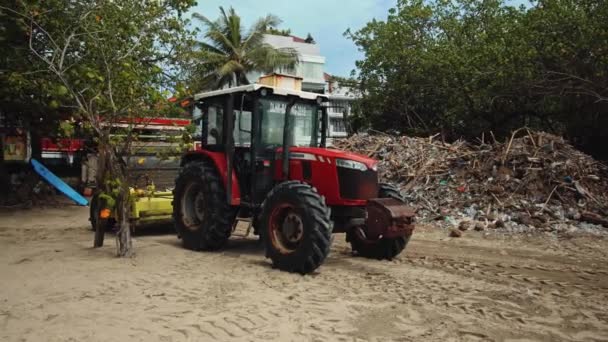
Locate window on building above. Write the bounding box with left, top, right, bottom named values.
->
left=330, top=117, right=346, bottom=133
left=278, top=66, right=296, bottom=76
left=300, top=62, right=323, bottom=80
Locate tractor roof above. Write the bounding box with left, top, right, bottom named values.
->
left=193, top=84, right=329, bottom=102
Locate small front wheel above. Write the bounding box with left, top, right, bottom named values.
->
left=348, top=232, right=409, bottom=260
left=260, top=181, right=332, bottom=274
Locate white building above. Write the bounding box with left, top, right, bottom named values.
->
left=325, top=73, right=359, bottom=140
left=248, top=35, right=326, bottom=93
left=247, top=34, right=359, bottom=141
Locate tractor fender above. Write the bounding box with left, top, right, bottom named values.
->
left=180, top=151, right=241, bottom=205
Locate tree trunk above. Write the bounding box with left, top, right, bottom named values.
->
left=93, top=144, right=109, bottom=248
left=93, top=141, right=133, bottom=257
left=115, top=152, right=133, bottom=257
left=116, top=187, right=133, bottom=257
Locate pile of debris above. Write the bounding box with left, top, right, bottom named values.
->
left=335, top=129, right=608, bottom=234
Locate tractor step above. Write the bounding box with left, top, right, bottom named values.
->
left=232, top=217, right=253, bottom=238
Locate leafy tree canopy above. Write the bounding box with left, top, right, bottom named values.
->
left=0, top=0, right=197, bottom=255
left=346, top=0, right=608, bottom=158
left=1, top=0, right=195, bottom=131
left=264, top=26, right=292, bottom=36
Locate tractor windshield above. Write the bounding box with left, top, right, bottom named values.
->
left=260, top=98, right=318, bottom=148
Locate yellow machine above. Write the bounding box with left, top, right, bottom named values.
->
left=130, top=188, right=174, bottom=225
left=90, top=187, right=174, bottom=233
left=89, top=117, right=191, bottom=233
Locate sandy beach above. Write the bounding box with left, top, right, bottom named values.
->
left=1, top=202, right=607, bottom=341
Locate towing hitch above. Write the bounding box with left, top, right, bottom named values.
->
left=364, top=198, right=416, bottom=239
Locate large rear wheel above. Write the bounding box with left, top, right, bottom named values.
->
left=260, top=181, right=332, bottom=274
left=349, top=183, right=410, bottom=260
left=173, top=161, right=235, bottom=251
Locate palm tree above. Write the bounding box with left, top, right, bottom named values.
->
left=193, top=7, right=299, bottom=90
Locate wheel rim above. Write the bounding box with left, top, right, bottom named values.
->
left=181, top=182, right=205, bottom=231
left=268, top=204, right=304, bottom=254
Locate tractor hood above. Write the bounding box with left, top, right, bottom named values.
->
left=286, top=146, right=378, bottom=170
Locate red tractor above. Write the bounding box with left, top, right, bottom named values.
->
left=173, top=85, right=415, bottom=274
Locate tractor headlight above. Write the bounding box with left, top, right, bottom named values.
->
left=336, top=158, right=368, bottom=172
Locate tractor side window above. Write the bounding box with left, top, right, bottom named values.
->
left=234, top=110, right=251, bottom=147
left=260, top=100, right=286, bottom=148
left=207, top=106, right=223, bottom=145
left=192, top=106, right=203, bottom=141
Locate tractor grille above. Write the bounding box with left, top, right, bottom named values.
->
left=337, top=167, right=379, bottom=200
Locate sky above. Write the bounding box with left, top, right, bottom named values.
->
left=189, top=0, right=530, bottom=77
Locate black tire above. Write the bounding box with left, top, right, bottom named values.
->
left=94, top=221, right=106, bottom=247
left=90, top=193, right=114, bottom=247
left=89, top=193, right=102, bottom=231
left=173, top=160, right=236, bottom=251
left=260, top=181, right=332, bottom=274
left=349, top=183, right=410, bottom=260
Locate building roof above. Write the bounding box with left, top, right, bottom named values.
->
left=260, top=72, right=303, bottom=80
left=263, top=34, right=322, bottom=58
left=291, top=35, right=307, bottom=43
left=193, top=84, right=329, bottom=102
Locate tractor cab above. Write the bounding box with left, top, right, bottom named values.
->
left=175, top=83, right=415, bottom=274
left=188, top=84, right=330, bottom=206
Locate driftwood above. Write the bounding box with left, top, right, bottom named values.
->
left=334, top=130, right=608, bottom=227
left=581, top=211, right=608, bottom=228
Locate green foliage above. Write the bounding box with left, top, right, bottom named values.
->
left=104, top=178, right=122, bottom=198
left=347, top=0, right=608, bottom=158
left=1, top=0, right=197, bottom=253
left=304, top=33, right=315, bottom=44
left=264, top=26, right=292, bottom=36
left=58, top=120, right=75, bottom=137
left=98, top=193, right=116, bottom=209
left=186, top=6, right=299, bottom=90
left=1, top=0, right=196, bottom=135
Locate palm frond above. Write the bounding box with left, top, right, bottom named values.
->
left=218, top=60, right=244, bottom=78
left=217, top=7, right=242, bottom=49
left=254, top=14, right=282, bottom=34
left=195, top=41, right=225, bottom=55
left=192, top=50, right=228, bottom=65
left=243, top=14, right=281, bottom=52
left=193, top=11, right=236, bottom=54
left=248, top=45, right=299, bottom=73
